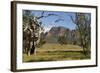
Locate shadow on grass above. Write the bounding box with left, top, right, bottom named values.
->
left=23, top=51, right=91, bottom=62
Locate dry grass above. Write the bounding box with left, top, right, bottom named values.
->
left=36, top=43, right=83, bottom=51
left=23, top=43, right=90, bottom=62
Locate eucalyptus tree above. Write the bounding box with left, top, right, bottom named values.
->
left=70, top=13, right=91, bottom=55
left=23, top=10, right=63, bottom=55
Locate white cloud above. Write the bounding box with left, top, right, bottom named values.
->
left=44, top=25, right=55, bottom=33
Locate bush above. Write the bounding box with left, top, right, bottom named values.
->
left=58, top=36, right=67, bottom=45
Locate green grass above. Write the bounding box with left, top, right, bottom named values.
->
left=23, top=43, right=90, bottom=62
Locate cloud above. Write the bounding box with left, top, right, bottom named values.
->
left=44, top=25, right=54, bottom=33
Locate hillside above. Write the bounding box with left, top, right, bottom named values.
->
left=44, top=26, right=77, bottom=43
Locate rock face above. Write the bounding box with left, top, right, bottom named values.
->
left=44, top=26, right=70, bottom=43
left=46, top=26, right=68, bottom=37
left=38, top=26, right=81, bottom=46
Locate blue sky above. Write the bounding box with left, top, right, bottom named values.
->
left=25, top=10, right=76, bottom=32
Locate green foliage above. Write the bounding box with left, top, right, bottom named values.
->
left=58, top=36, right=67, bottom=45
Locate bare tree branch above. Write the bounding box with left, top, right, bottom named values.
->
left=37, top=11, right=60, bottom=19
left=55, top=19, right=64, bottom=23
left=69, top=15, right=76, bottom=24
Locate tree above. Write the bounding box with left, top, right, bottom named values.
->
left=23, top=10, right=44, bottom=55
left=23, top=10, right=63, bottom=55
left=58, top=32, right=68, bottom=45
left=71, top=30, right=78, bottom=45
left=58, top=36, right=66, bottom=45
left=70, top=13, right=91, bottom=55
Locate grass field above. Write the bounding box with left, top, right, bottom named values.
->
left=23, top=43, right=90, bottom=62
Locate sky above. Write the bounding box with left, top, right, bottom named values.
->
left=24, top=10, right=77, bottom=32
